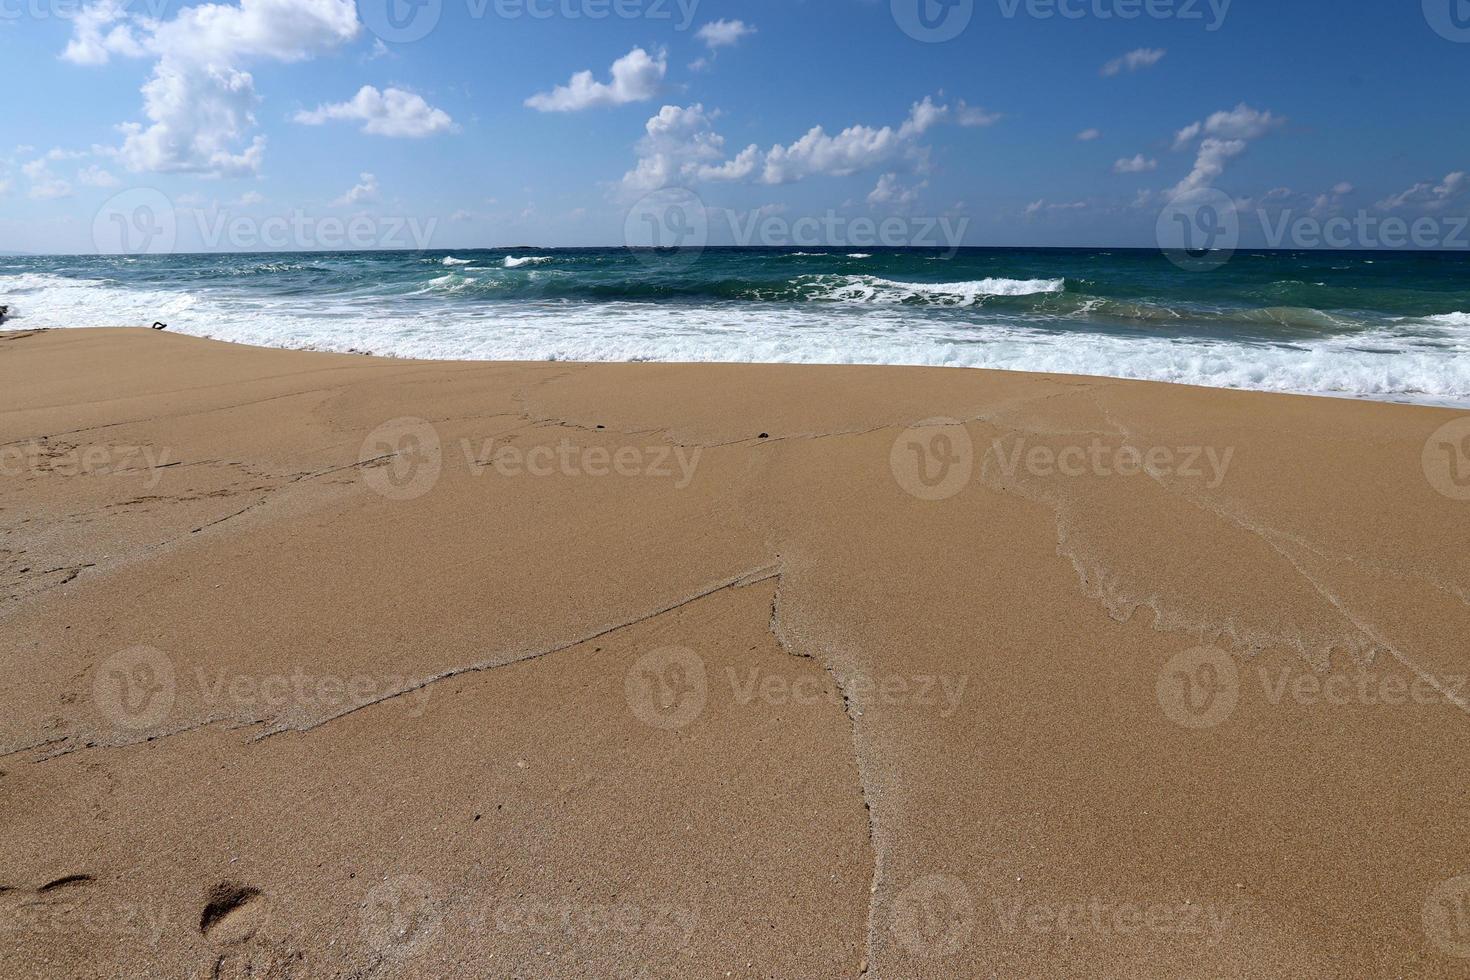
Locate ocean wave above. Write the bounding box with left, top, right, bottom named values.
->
left=6, top=262, right=1469, bottom=407
left=847, top=253, right=873, bottom=259
left=441, top=256, right=473, bottom=266
left=504, top=255, right=553, bottom=268
left=804, top=275, right=1066, bottom=305
left=1419, top=312, right=1470, bottom=327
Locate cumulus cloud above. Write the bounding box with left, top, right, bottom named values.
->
left=525, top=46, right=666, bottom=112
left=955, top=100, right=1001, bottom=127
left=867, top=172, right=923, bottom=207
left=59, top=0, right=361, bottom=176
left=622, top=93, right=988, bottom=193
left=20, top=149, right=88, bottom=200
left=61, top=0, right=146, bottom=65
left=1101, top=48, right=1165, bottom=77
left=620, top=103, right=735, bottom=191
left=1025, top=199, right=1087, bottom=216
left=696, top=19, right=755, bottom=49
left=1377, top=171, right=1467, bottom=211
left=77, top=164, right=121, bottom=187
left=1076, top=128, right=1101, bottom=141
left=332, top=172, right=379, bottom=206
left=1168, top=104, right=1283, bottom=198
left=295, top=86, right=455, bottom=137
left=22, top=157, right=73, bottom=200
left=1113, top=154, right=1157, bottom=174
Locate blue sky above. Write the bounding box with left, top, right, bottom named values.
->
left=2, top=0, right=1468, bottom=252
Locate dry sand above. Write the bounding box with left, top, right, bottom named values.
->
left=1, top=326, right=1468, bottom=978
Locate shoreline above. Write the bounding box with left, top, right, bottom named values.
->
left=14, top=323, right=1470, bottom=411
left=2, top=327, right=1468, bottom=977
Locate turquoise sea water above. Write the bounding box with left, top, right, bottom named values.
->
left=4, top=247, right=1469, bottom=405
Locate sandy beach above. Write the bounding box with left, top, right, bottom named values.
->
left=2, top=326, right=1468, bottom=978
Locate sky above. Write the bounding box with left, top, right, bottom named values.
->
left=2, top=0, right=1468, bottom=252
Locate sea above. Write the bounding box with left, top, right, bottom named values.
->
left=4, top=247, right=1469, bottom=406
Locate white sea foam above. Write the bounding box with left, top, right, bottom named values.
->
left=1419, top=311, right=1470, bottom=327
left=503, top=255, right=553, bottom=268
left=441, top=256, right=473, bottom=266
left=807, top=275, right=1066, bottom=305
left=846, top=253, right=873, bottom=259
left=5, top=271, right=1468, bottom=407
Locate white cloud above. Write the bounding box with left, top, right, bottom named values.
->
left=1101, top=48, right=1165, bottom=77
left=697, top=144, right=760, bottom=181
left=22, top=154, right=76, bottom=200
left=955, top=100, right=1001, bottom=128
left=61, top=0, right=361, bottom=176
left=762, top=124, right=906, bottom=184
left=868, top=172, right=923, bottom=207
left=295, top=86, right=455, bottom=137
left=621, top=103, right=736, bottom=192
left=623, top=93, right=986, bottom=193
left=525, top=46, right=665, bottom=112
left=77, top=164, right=120, bottom=187
left=1168, top=104, right=1284, bottom=198
left=61, top=0, right=146, bottom=65
left=696, top=19, right=755, bottom=49
left=1170, top=138, right=1247, bottom=197
left=1113, top=154, right=1157, bottom=174
left=1076, top=128, right=1101, bottom=141
left=1025, top=199, right=1087, bottom=216
left=1377, top=171, right=1468, bottom=211
left=1199, top=104, right=1282, bottom=141
left=1171, top=122, right=1203, bottom=151
left=898, top=95, right=948, bottom=139
left=332, top=172, right=378, bottom=206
